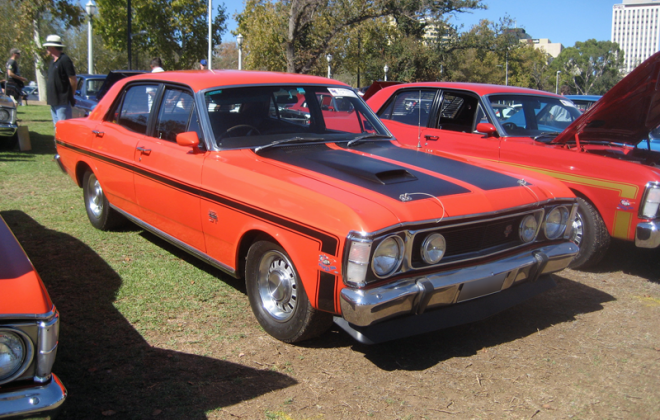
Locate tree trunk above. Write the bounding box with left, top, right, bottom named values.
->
left=33, top=19, right=48, bottom=103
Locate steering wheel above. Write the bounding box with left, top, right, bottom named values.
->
left=502, top=122, right=518, bottom=131
left=220, top=124, right=261, bottom=139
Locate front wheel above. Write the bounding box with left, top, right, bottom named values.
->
left=82, top=170, right=125, bottom=230
left=568, top=197, right=610, bottom=269
left=245, top=241, right=332, bottom=343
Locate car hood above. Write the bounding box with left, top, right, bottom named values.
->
left=257, top=141, right=570, bottom=226
left=553, top=51, right=660, bottom=145
left=0, top=216, right=53, bottom=315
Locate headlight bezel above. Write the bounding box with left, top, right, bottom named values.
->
left=544, top=205, right=570, bottom=240
left=371, top=235, right=405, bottom=278
left=0, top=328, right=34, bottom=385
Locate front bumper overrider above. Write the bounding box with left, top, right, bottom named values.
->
left=0, top=374, right=67, bottom=419
left=635, top=220, right=660, bottom=248
left=335, top=242, right=578, bottom=344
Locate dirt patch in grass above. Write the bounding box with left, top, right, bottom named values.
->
left=2, top=106, right=659, bottom=419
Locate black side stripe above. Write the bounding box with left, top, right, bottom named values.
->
left=317, top=272, right=337, bottom=313
left=57, top=141, right=339, bottom=255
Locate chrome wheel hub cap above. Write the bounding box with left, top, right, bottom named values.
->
left=257, top=251, right=297, bottom=321
left=571, top=211, right=584, bottom=246
left=86, top=175, right=104, bottom=218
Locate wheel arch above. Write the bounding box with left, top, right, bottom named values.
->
left=75, top=161, right=94, bottom=188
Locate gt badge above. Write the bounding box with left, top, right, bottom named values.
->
left=318, top=254, right=339, bottom=275
left=617, top=199, right=635, bottom=211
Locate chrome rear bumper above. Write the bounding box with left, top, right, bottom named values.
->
left=336, top=242, right=577, bottom=343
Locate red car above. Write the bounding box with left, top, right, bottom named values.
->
left=367, top=52, right=660, bottom=268
left=0, top=215, right=66, bottom=418
left=54, top=70, right=578, bottom=344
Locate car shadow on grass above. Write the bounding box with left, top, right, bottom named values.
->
left=302, top=273, right=615, bottom=370
left=579, top=239, right=660, bottom=283
left=1, top=210, right=296, bottom=420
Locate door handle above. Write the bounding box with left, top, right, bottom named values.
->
left=137, top=146, right=152, bottom=155
left=424, top=135, right=439, bottom=141
left=92, top=130, right=104, bottom=137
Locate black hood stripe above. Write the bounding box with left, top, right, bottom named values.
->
left=259, top=144, right=470, bottom=201
left=57, top=140, right=339, bottom=255
left=341, top=142, right=524, bottom=190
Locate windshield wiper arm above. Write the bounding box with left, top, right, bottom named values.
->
left=533, top=132, right=560, bottom=141
left=345, top=133, right=393, bottom=147
left=254, top=137, right=324, bottom=153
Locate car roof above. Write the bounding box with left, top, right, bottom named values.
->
left=380, top=81, right=563, bottom=98
left=120, top=70, right=347, bottom=92
left=564, top=95, right=602, bottom=101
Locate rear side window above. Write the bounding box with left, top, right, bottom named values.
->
left=114, top=84, right=159, bottom=134
left=378, top=90, right=435, bottom=127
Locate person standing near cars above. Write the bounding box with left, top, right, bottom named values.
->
left=43, top=35, right=77, bottom=126
left=6, top=48, right=28, bottom=105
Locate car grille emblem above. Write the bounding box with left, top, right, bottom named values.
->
left=503, top=224, right=513, bottom=238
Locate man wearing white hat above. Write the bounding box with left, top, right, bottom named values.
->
left=43, top=34, right=77, bottom=126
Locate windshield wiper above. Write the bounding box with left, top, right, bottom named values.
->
left=254, top=137, right=324, bottom=153
left=533, top=132, right=560, bottom=142
left=345, top=133, right=393, bottom=147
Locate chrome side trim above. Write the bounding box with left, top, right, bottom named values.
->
left=0, top=308, right=57, bottom=321
left=635, top=220, right=660, bottom=248
left=0, top=374, right=67, bottom=420
left=339, top=242, right=578, bottom=327
left=111, top=205, right=238, bottom=278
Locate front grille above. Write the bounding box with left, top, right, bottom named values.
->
left=411, top=214, right=524, bottom=267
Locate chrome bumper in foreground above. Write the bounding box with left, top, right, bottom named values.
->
left=335, top=242, right=578, bottom=344
left=0, top=374, right=66, bottom=419
left=635, top=220, right=660, bottom=248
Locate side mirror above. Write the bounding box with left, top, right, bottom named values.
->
left=476, top=122, right=498, bottom=137
left=75, top=90, right=81, bottom=96
left=176, top=131, right=201, bottom=152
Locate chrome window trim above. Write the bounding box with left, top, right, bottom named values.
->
left=638, top=181, right=660, bottom=219
left=0, top=327, right=35, bottom=385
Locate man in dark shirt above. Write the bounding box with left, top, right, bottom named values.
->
left=6, top=48, right=27, bottom=105
left=43, top=35, right=77, bottom=126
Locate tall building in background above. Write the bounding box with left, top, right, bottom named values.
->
left=612, top=0, right=660, bottom=73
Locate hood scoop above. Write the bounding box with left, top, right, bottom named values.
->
left=311, top=154, right=418, bottom=185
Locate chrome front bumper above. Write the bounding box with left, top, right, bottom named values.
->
left=635, top=220, right=660, bottom=248
left=0, top=374, right=67, bottom=419
left=0, top=123, right=17, bottom=137
left=337, top=242, right=577, bottom=341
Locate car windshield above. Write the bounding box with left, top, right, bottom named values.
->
left=204, top=85, right=391, bottom=149
left=487, top=94, right=582, bottom=138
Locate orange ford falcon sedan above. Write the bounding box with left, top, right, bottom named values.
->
left=0, top=215, right=66, bottom=418
left=54, top=71, right=578, bottom=344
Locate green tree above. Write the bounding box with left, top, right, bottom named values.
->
left=94, top=0, right=228, bottom=70
left=236, top=0, right=484, bottom=75
left=552, top=39, right=624, bottom=95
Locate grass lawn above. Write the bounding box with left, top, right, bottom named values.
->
left=1, top=105, right=293, bottom=419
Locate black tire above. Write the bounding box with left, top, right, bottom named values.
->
left=568, top=197, right=610, bottom=269
left=245, top=240, right=332, bottom=343
left=82, top=170, right=125, bottom=230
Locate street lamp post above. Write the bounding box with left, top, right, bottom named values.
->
left=384, top=64, right=389, bottom=82
left=207, top=0, right=212, bottom=70
left=556, top=70, right=562, bottom=94
left=326, top=54, right=332, bottom=79
left=237, top=34, right=243, bottom=70
left=86, top=0, right=97, bottom=74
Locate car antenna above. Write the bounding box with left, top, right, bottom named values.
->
left=417, top=89, right=422, bottom=148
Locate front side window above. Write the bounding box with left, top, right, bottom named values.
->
left=154, top=88, right=195, bottom=141
left=435, top=91, right=479, bottom=133
left=204, top=85, right=390, bottom=149
left=488, top=95, right=582, bottom=137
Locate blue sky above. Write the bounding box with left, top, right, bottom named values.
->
left=219, top=0, right=614, bottom=48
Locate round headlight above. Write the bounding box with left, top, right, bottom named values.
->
left=0, top=109, right=10, bottom=123
left=0, top=331, right=27, bottom=382
left=519, top=215, right=538, bottom=243
left=544, top=206, right=569, bottom=239
left=372, top=235, right=404, bottom=277
left=421, top=233, right=446, bottom=264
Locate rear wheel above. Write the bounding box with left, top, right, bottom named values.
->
left=569, top=197, right=610, bottom=269
left=245, top=240, right=332, bottom=343
left=83, top=170, right=125, bottom=230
